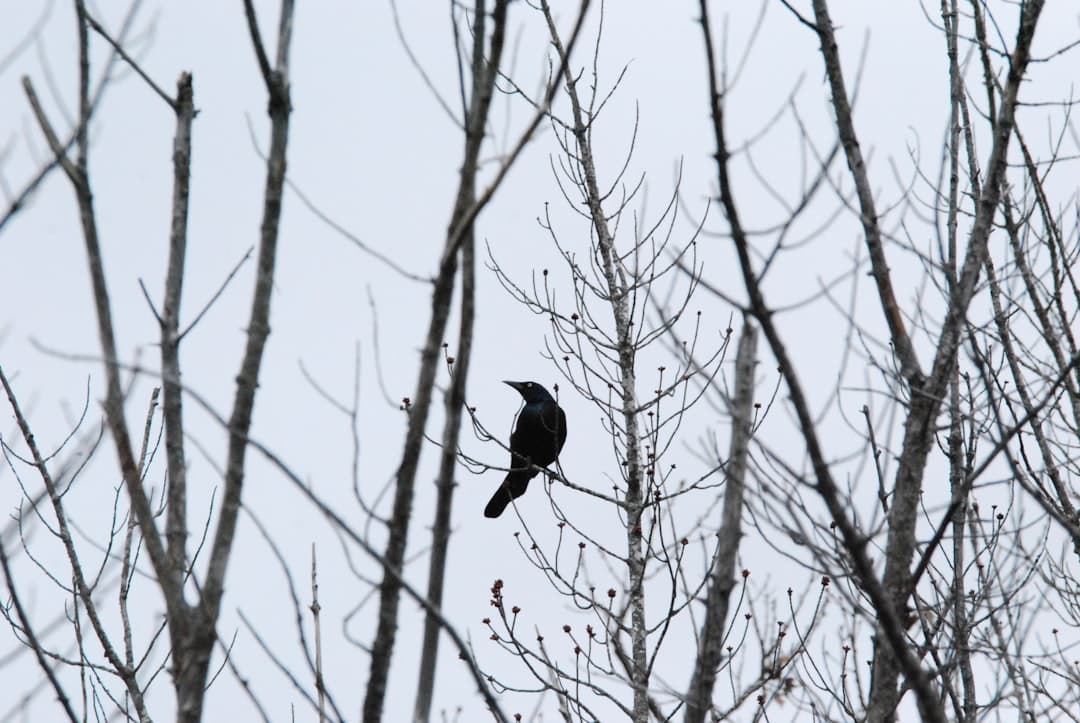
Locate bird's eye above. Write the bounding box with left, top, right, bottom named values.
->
left=526, top=383, right=532, bottom=388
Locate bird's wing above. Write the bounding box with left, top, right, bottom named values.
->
left=508, top=412, right=536, bottom=468
left=539, top=403, right=567, bottom=449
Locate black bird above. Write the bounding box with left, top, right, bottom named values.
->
left=484, top=381, right=567, bottom=518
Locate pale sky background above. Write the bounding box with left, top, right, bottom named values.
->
left=1, top=1, right=1078, bottom=720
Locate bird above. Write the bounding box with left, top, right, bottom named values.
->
left=484, top=380, right=567, bottom=518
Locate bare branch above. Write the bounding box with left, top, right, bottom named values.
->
left=684, top=323, right=756, bottom=723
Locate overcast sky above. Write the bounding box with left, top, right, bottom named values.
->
left=2, top=1, right=1078, bottom=720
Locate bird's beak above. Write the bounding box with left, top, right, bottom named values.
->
left=503, top=380, right=524, bottom=392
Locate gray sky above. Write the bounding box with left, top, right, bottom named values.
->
left=2, top=1, right=1079, bottom=720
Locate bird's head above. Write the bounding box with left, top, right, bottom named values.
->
left=503, top=380, right=556, bottom=404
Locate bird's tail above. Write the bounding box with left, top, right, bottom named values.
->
left=484, top=470, right=533, bottom=518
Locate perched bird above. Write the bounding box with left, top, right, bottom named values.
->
left=484, top=380, right=567, bottom=518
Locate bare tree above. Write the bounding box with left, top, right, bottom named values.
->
left=2, top=0, right=296, bottom=720
left=2, top=1, right=1078, bottom=722
left=682, top=0, right=1079, bottom=720
left=1, top=1, right=586, bottom=721
left=475, top=4, right=780, bottom=722
left=474, top=0, right=1078, bottom=721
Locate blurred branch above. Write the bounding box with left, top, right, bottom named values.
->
left=697, top=1, right=944, bottom=720
left=414, top=197, right=477, bottom=720
left=193, top=4, right=296, bottom=720
left=21, top=6, right=178, bottom=622
left=366, top=1, right=509, bottom=719
left=173, top=373, right=510, bottom=722
left=0, top=363, right=150, bottom=720
left=868, top=2, right=1045, bottom=717
left=312, top=546, right=326, bottom=723
left=161, top=71, right=194, bottom=599
left=684, top=323, right=756, bottom=723
left=0, top=538, right=77, bottom=723
left=808, top=0, right=923, bottom=387
left=83, top=10, right=176, bottom=109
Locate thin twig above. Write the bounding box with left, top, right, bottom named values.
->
left=311, top=545, right=326, bottom=723
left=0, top=364, right=151, bottom=720
left=83, top=11, right=176, bottom=109
left=0, top=538, right=79, bottom=722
